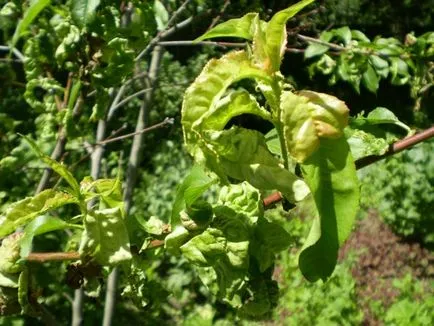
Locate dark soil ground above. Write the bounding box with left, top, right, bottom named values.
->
left=338, top=210, right=434, bottom=325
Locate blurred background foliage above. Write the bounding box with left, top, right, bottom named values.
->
left=0, top=0, right=433, bottom=325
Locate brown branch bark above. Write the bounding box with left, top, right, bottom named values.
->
left=263, top=126, right=434, bottom=207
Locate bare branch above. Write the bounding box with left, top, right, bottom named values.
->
left=207, top=0, right=231, bottom=31
left=26, top=252, right=80, bottom=262
left=96, top=117, right=174, bottom=146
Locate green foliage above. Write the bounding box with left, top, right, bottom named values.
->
left=369, top=274, right=434, bottom=325
left=181, top=0, right=360, bottom=291
left=361, top=140, right=434, bottom=244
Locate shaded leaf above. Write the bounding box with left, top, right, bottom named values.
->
left=71, top=0, right=101, bottom=27
left=21, top=135, right=81, bottom=196
left=154, top=0, right=168, bottom=31
left=362, top=64, right=380, bottom=93
left=171, top=165, right=216, bottom=228
left=20, top=215, right=80, bottom=258
left=299, top=138, right=359, bottom=282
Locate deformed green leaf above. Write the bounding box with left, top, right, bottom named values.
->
left=79, top=207, right=132, bottom=265
left=362, top=64, right=380, bottom=93
left=202, top=127, right=308, bottom=202
left=0, top=233, right=23, bottom=274
left=0, top=190, right=77, bottom=237
left=21, top=135, right=81, bottom=196
left=299, top=138, right=359, bottom=282
left=265, top=0, right=315, bottom=72
left=182, top=50, right=271, bottom=146
left=281, top=90, right=349, bottom=163
left=71, top=0, right=101, bottom=27
left=20, top=215, right=80, bottom=258
left=195, top=13, right=258, bottom=42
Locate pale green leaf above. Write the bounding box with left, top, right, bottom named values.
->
left=265, top=0, right=315, bottom=72
left=333, top=26, right=352, bottom=45
left=304, top=43, right=329, bottom=59
left=299, top=138, right=359, bottom=282
left=0, top=190, right=77, bottom=237
left=154, top=0, right=168, bottom=31
left=195, top=13, right=258, bottom=42
left=0, top=271, right=19, bottom=288
left=264, top=128, right=281, bottom=157
left=21, top=135, right=81, bottom=196
left=79, top=207, right=132, bottom=265
left=20, top=215, right=80, bottom=258
left=11, top=0, right=51, bottom=48
left=71, top=0, right=101, bottom=27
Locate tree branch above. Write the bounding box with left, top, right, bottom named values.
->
left=263, top=126, right=434, bottom=207
left=135, top=0, right=192, bottom=61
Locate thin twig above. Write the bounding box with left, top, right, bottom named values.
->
left=26, top=252, right=80, bottom=262
left=158, top=40, right=246, bottom=47
left=107, top=87, right=153, bottom=114
left=135, top=0, right=192, bottom=61
left=207, top=0, right=230, bottom=31
left=263, top=126, right=434, bottom=207
left=96, top=118, right=174, bottom=146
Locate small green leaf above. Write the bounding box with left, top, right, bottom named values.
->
left=21, top=135, right=81, bottom=196
left=10, top=0, right=51, bottom=48
left=299, top=138, right=359, bottom=282
left=304, top=43, right=329, bottom=59
left=369, top=55, right=389, bottom=78
left=265, top=0, right=315, bottom=72
left=71, top=0, right=101, bottom=27
left=154, top=0, right=168, bottom=31
left=333, top=26, right=352, bottom=45
left=362, top=64, right=380, bottom=93
left=0, top=190, right=77, bottom=237
left=171, top=165, right=216, bottom=228
left=264, top=128, right=282, bottom=157
left=351, top=107, right=411, bottom=133
left=351, top=30, right=370, bottom=42
left=195, top=13, right=258, bottom=42
left=20, top=215, right=80, bottom=258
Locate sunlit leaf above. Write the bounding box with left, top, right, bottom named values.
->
left=0, top=190, right=77, bottom=237
left=11, top=0, right=51, bottom=48
left=265, top=0, right=315, bottom=72
left=79, top=207, right=132, bottom=265
left=195, top=13, right=258, bottom=42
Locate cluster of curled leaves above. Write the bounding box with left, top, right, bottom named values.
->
left=173, top=0, right=412, bottom=318
left=305, top=26, right=434, bottom=96
left=0, top=137, right=132, bottom=315
left=0, top=0, right=155, bottom=135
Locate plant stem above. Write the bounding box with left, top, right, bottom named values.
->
left=102, top=45, right=164, bottom=326
left=71, top=117, right=107, bottom=326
